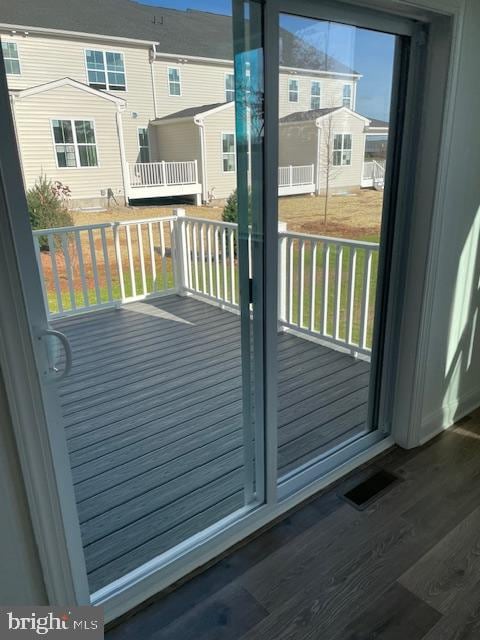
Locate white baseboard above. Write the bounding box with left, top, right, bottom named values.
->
left=419, top=387, right=480, bottom=445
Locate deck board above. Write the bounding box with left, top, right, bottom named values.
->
left=54, top=295, right=370, bottom=592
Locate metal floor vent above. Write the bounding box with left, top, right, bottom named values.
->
left=341, top=469, right=399, bottom=511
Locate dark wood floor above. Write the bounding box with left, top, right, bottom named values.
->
left=106, top=410, right=480, bottom=640
left=53, top=295, right=369, bottom=593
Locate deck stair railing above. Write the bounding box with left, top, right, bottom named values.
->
left=33, top=211, right=379, bottom=354
left=128, top=160, right=198, bottom=188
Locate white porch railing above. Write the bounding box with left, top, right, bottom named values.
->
left=128, top=160, right=198, bottom=188
left=33, top=212, right=379, bottom=354
left=362, top=160, right=386, bottom=188
left=278, top=164, right=315, bottom=188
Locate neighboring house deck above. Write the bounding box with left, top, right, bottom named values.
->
left=33, top=212, right=379, bottom=593
left=53, top=295, right=370, bottom=592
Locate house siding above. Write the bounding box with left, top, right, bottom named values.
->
left=1, top=31, right=156, bottom=168
left=154, top=120, right=202, bottom=183
left=279, top=73, right=356, bottom=117
left=203, top=107, right=237, bottom=201
left=13, top=84, right=125, bottom=202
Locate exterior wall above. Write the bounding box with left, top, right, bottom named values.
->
left=154, top=120, right=202, bottom=183
left=279, top=111, right=366, bottom=193
left=203, top=107, right=237, bottom=201
left=13, top=84, right=125, bottom=205
left=1, top=31, right=156, bottom=168
left=279, top=72, right=357, bottom=117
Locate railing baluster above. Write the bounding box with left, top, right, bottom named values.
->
left=309, top=240, right=317, bottom=331
left=214, top=226, right=221, bottom=299
left=34, top=237, right=51, bottom=316
left=185, top=221, right=193, bottom=289
left=137, top=223, right=147, bottom=295
left=100, top=227, right=113, bottom=303
left=229, top=229, right=236, bottom=305
left=346, top=248, right=357, bottom=345
left=359, top=249, right=373, bottom=350
left=297, top=239, right=305, bottom=327
left=113, top=223, right=126, bottom=302
left=60, top=232, right=76, bottom=311
left=125, top=224, right=136, bottom=298
left=74, top=230, right=89, bottom=307
left=200, top=223, right=207, bottom=293
left=48, top=233, right=64, bottom=314
left=333, top=244, right=343, bottom=340
left=88, top=229, right=101, bottom=305
left=207, top=224, right=214, bottom=296
left=286, top=237, right=294, bottom=324
left=147, top=222, right=156, bottom=291
left=192, top=222, right=199, bottom=291
left=159, top=221, right=168, bottom=290
left=321, top=242, right=330, bottom=336
left=222, top=228, right=228, bottom=302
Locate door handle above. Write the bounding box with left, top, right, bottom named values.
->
left=44, top=329, right=73, bottom=380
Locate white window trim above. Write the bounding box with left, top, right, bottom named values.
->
left=311, top=80, right=321, bottom=109
left=288, top=77, right=299, bottom=103
left=167, top=66, right=182, bottom=97
left=342, top=83, right=353, bottom=108
left=50, top=118, right=100, bottom=170
left=137, top=126, right=150, bottom=163
left=333, top=133, right=352, bottom=166
left=84, top=48, right=127, bottom=92
left=221, top=131, right=236, bottom=174
left=225, top=72, right=235, bottom=102
left=2, top=39, right=21, bottom=76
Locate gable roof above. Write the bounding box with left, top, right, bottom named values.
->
left=0, top=0, right=359, bottom=75
left=280, top=106, right=371, bottom=126
left=14, top=77, right=126, bottom=106
left=365, top=118, right=389, bottom=129
left=154, top=101, right=233, bottom=124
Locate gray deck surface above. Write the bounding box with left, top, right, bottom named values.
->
left=53, top=295, right=370, bottom=592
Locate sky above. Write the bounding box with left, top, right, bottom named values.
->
left=136, top=0, right=395, bottom=120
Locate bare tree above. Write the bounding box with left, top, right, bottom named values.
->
left=316, top=110, right=343, bottom=227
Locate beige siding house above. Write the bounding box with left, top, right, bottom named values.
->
left=0, top=1, right=378, bottom=208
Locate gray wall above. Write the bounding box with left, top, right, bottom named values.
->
left=0, top=367, right=47, bottom=604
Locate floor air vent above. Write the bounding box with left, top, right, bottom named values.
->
left=340, top=469, right=399, bottom=510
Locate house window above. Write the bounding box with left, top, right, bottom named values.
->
left=51, top=119, right=98, bottom=168
left=137, top=127, right=150, bottom=163
left=2, top=41, right=20, bottom=75
left=222, top=132, right=236, bottom=173
left=225, top=73, right=235, bottom=102
left=342, top=84, right=352, bottom=108
left=311, top=81, right=321, bottom=109
left=168, top=67, right=181, bottom=96
left=333, top=133, right=352, bottom=166
left=288, top=78, right=299, bottom=103
left=85, top=49, right=126, bottom=91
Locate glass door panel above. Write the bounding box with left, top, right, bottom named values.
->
left=275, top=11, right=399, bottom=486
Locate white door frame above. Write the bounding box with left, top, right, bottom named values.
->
left=0, top=0, right=465, bottom=623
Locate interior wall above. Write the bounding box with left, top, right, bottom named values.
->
left=0, top=366, right=47, bottom=604
left=419, top=0, right=480, bottom=441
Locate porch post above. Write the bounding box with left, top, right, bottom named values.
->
left=278, top=221, right=288, bottom=329
left=172, top=208, right=188, bottom=295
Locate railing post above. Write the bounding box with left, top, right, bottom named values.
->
left=289, top=165, right=293, bottom=188
left=113, top=222, right=126, bottom=305
left=278, top=221, right=288, bottom=330
left=161, top=160, right=167, bottom=185
left=172, top=208, right=188, bottom=295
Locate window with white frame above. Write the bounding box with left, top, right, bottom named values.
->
left=333, top=133, right=352, bottom=166
left=311, top=81, right=321, bottom=109
left=225, top=73, right=235, bottom=102
left=342, top=84, right=352, bottom=108
left=288, top=78, right=299, bottom=103
left=85, top=49, right=126, bottom=91
left=137, top=127, right=150, bottom=163
left=168, top=67, right=181, bottom=96
left=51, top=119, right=98, bottom=168
left=222, top=132, right=236, bottom=173
left=2, top=41, right=20, bottom=75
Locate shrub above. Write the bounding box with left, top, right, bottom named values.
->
left=27, top=176, right=74, bottom=249
left=221, top=188, right=252, bottom=224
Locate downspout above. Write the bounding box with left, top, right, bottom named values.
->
left=150, top=44, right=159, bottom=119
left=116, top=106, right=129, bottom=204
left=194, top=115, right=208, bottom=203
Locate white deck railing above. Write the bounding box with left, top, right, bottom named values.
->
left=128, top=160, right=198, bottom=188
left=278, top=164, right=315, bottom=188
left=33, top=212, right=379, bottom=354
left=362, top=160, right=385, bottom=188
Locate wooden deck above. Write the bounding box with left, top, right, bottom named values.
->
left=53, top=295, right=370, bottom=593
